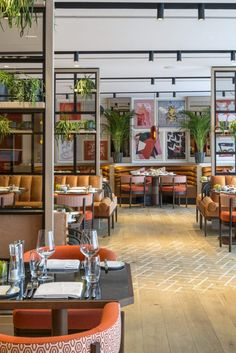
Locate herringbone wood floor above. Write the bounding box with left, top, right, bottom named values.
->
left=2, top=206, right=236, bottom=353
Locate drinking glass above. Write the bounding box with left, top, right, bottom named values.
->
left=0, top=261, right=7, bottom=284
left=84, top=256, right=101, bottom=284
left=36, top=230, right=55, bottom=281
left=29, top=250, right=43, bottom=279
left=80, top=229, right=99, bottom=260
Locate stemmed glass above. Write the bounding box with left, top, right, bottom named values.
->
left=80, top=229, right=99, bottom=260
left=36, top=230, right=55, bottom=281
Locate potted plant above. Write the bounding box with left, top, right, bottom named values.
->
left=103, top=109, right=135, bottom=163
left=55, top=118, right=85, bottom=144
left=0, top=115, right=12, bottom=142
left=0, top=0, right=38, bottom=37
left=229, top=120, right=236, bottom=139
left=74, top=76, right=96, bottom=99
left=180, top=109, right=211, bottom=163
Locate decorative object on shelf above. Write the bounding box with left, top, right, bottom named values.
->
left=84, top=119, right=96, bottom=131
left=74, top=75, right=96, bottom=99
left=0, top=115, right=12, bottom=142
left=180, top=109, right=210, bottom=163
left=166, top=131, right=186, bottom=160
left=229, top=120, right=236, bottom=139
left=0, top=71, right=42, bottom=104
left=0, top=0, right=37, bottom=37
left=157, top=99, right=185, bottom=127
left=133, top=99, right=154, bottom=129
left=103, top=109, right=135, bottom=163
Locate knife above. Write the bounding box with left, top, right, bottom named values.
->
left=104, top=259, right=109, bottom=274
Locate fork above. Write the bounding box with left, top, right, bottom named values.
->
left=27, top=280, right=39, bottom=299
left=23, top=282, right=32, bottom=299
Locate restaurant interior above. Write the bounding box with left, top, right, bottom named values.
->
left=1, top=1, right=236, bottom=352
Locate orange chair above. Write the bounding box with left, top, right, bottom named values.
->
left=57, top=193, right=94, bottom=229
left=14, top=245, right=117, bottom=337
left=3, top=302, right=123, bottom=353
left=0, top=192, right=14, bottom=207
left=159, top=175, right=187, bottom=208
left=119, top=175, right=149, bottom=207
left=219, top=193, right=236, bottom=252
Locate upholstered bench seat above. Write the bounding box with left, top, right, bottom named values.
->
left=198, top=196, right=219, bottom=236
left=94, top=196, right=118, bottom=236
left=15, top=201, right=42, bottom=208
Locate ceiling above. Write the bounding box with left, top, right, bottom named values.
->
left=1, top=1, right=236, bottom=97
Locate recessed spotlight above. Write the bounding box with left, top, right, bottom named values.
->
left=198, top=4, right=205, bottom=21
left=157, top=3, right=164, bottom=20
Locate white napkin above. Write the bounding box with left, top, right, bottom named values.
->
left=0, top=285, right=19, bottom=296
left=47, top=259, right=80, bottom=270
left=34, top=282, right=83, bottom=299
left=100, top=261, right=125, bottom=270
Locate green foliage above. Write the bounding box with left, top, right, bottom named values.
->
left=55, top=118, right=85, bottom=144
left=180, top=109, right=211, bottom=152
left=229, top=120, right=236, bottom=139
left=103, top=109, right=135, bottom=153
left=0, top=71, right=41, bottom=104
left=74, top=76, right=96, bottom=99
left=0, top=115, right=12, bottom=141
left=0, top=0, right=37, bottom=37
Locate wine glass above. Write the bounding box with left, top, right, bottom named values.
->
left=36, top=230, right=55, bottom=281
left=80, top=229, right=99, bottom=260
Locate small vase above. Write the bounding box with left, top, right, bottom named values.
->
left=195, top=152, right=205, bottom=164
left=113, top=152, right=123, bottom=163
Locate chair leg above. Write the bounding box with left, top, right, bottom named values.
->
left=229, top=224, right=232, bottom=252
left=119, top=311, right=125, bottom=353
left=178, top=195, right=180, bottom=206
left=200, top=214, right=203, bottom=229
left=196, top=208, right=199, bottom=223
left=115, top=206, right=118, bottom=222
left=112, top=213, right=115, bottom=229
left=91, top=343, right=100, bottom=353
left=160, top=192, right=163, bottom=208
left=129, top=190, right=132, bottom=208
left=219, top=219, right=222, bottom=247
left=108, top=217, right=111, bottom=236
left=172, top=193, right=175, bottom=209
left=185, top=193, right=188, bottom=208
left=204, top=217, right=207, bottom=237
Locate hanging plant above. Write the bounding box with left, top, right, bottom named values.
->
left=55, top=118, right=85, bottom=144
left=229, top=120, right=236, bottom=139
left=0, top=115, right=12, bottom=142
left=0, top=0, right=38, bottom=37
left=74, top=75, right=96, bottom=99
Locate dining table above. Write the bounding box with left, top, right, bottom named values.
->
left=0, top=262, right=134, bottom=336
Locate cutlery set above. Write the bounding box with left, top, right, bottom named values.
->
left=23, top=280, right=39, bottom=299
left=84, top=284, right=100, bottom=299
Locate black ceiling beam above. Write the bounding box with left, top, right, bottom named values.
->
left=55, top=50, right=236, bottom=55
left=55, top=2, right=236, bottom=10
left=101, top=76, right=211, bottom=80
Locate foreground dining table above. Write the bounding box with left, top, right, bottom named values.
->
left=0, top=263, right=134, bottom=336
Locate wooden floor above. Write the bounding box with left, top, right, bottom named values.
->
left=2, top=205, right=236, bottom=353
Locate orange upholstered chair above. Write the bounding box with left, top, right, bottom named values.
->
left=119, top=175, right=148, bottom=207
left=219, top=193, right=236, bottom=252
left=159, top=175, right=187, bottom=208
left=3, top=302, right=122, bottom=353
left=0, top=192, right=14, bottom=207
left=14, top=245, right=117, bottom=336
left=56, top=193, right=94, bottom=229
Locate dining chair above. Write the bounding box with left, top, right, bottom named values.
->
left=219, top=193, right=236, bottom=252
left=3, top=302, right=124, bottom=353
left=57, top=193, right=94, bottom=229
left=159, top=175, right=187, bottom=208
left=14, top=245, right=117, bottom=337
left=119, top=175, right=149, bottom=207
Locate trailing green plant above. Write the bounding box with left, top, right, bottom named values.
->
left=229, top=120, right=236, bottom=139
left=0, top=0, right=38, bottom=37
left=55, top=118, right=85, bottom=144
left=0, top=71, right=41, bottom=104
left=103, top=109, right=135, bottom=153
left=0, top=115, right=12, bottom=142
left=180, top=109, right=211, bottom=153
left=74, top=76, right=96, bottom=99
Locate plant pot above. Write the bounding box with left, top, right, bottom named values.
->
left=0, top=85, right=8, bottom=102
left=113, top=152, right=123, bottom=163
left=195, top=152, right=205, bottom=164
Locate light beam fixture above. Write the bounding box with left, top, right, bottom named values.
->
left=74, top=51, right=79, bottom=62
left=172, top=78, right=176, bottom=85
left=113, top=93, right=116, bottom=98
left=151, top=78, right=155, bottom=85
left=156, top=92, right=159, bottom=98
left=149, top=51, right=154, bottom=61
left=231, top=51, right=236, bottom=61
left=157, top=3, right=164, bottom=20
left=222, top=91, right=225, bottom=97
left=173, top=92, right=176, bottom=97
left=177, top=51, right=182, bottom=62
left=66, top=93, right=69, bottom=99
left=198, top=4, right=205, bottom=20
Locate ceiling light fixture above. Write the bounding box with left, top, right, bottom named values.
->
left=198, top=4, right=205, bottom=20
left=177, top=51, right=182, bottom=62
left=151, top=78, right=155, bottom=85
left=157, top=3, right=164, bottom=20
left=66, top=93, right=69, bottom=100
left=231, top=51, right=236, bottom=61
left=222, top=91, right=225, bottom=97
left=233, top=77, right=235, bottom=85
left=149, top=51, right=154, bottom=61
left=172, top=78, right=176, bottom=85
left=156, top=92, right=159, bottom=98
left=173, top=92, right=176, bottom=98
left=74, top=51, right=79, bottom=62
left=113, top=93, right=116, bottom=98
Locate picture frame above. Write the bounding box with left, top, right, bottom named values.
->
left=83, top=140, right=109, bottom=161
left=166, top=131, right=186, bottom=160
left=216, top=135, right=235, bottom=162
left=157, top=100, right=185, bottom=127
left=132, top=129, right=163, bottom=161
left=133, top=99, right=155, bottom=129
left=59, top=102, right=81, bottom=120
left=55, top=138, right=74, bottom=164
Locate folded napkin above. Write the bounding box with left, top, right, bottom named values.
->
left=0, top=285, right=19, bottom=296
left=47, top=259, right=80, bottom=270
left=34, top=282, right=83, bottom=299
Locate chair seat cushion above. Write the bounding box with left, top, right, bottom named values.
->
left=221, top=211, right=236, bottom=223
left=121, top=184, right=149, bottom=192
left=15, top=201, right=42, bottom=208
left=160, top=185, right=186, bottom=192
left=83, top=210, right=93, bottom=221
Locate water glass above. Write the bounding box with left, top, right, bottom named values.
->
left=84, top=256, right=101, bottom=284
left=29, top=250, right=43, bottom=279
left=0, top=261, right=7, bottom=284
left=80, top=229, right=99, bottom=260
left=36, top=229, right=55, bottom=281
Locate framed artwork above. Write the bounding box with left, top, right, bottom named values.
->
left=59, top=102, right=81, bottom=120
left=166, top=131, right=186, bottom=160
left=216, top=113, right=236, bottom=127
left=157, top=100, right=185, bottom=127
left=133, top=99, right=154, bottom=128
left=216, top=135, right=235, bottom=161
left=84, top=140, right=108, bottom=161
left=132, top=130, right=163, bottom=161
left=216, top=99, right=235, bottom=111
left=55, top=139, right=74, bottom=164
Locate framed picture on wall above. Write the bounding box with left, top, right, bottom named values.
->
left=133, top=99, right=154, bottom=128
left=166, top=131, right=186, bottom=160
left=55, top=139, right=74, bottom=164
left=216, top=135, right=235, bottom=161
left=83, top=140, right=108, bottom=161
left=216, top=99, right=235, bottom=111
left=59, top=102, right=81, bottom=120
left=132, top=130, right=163, bottom=161
left=157, top=100, right=185, bottom=127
